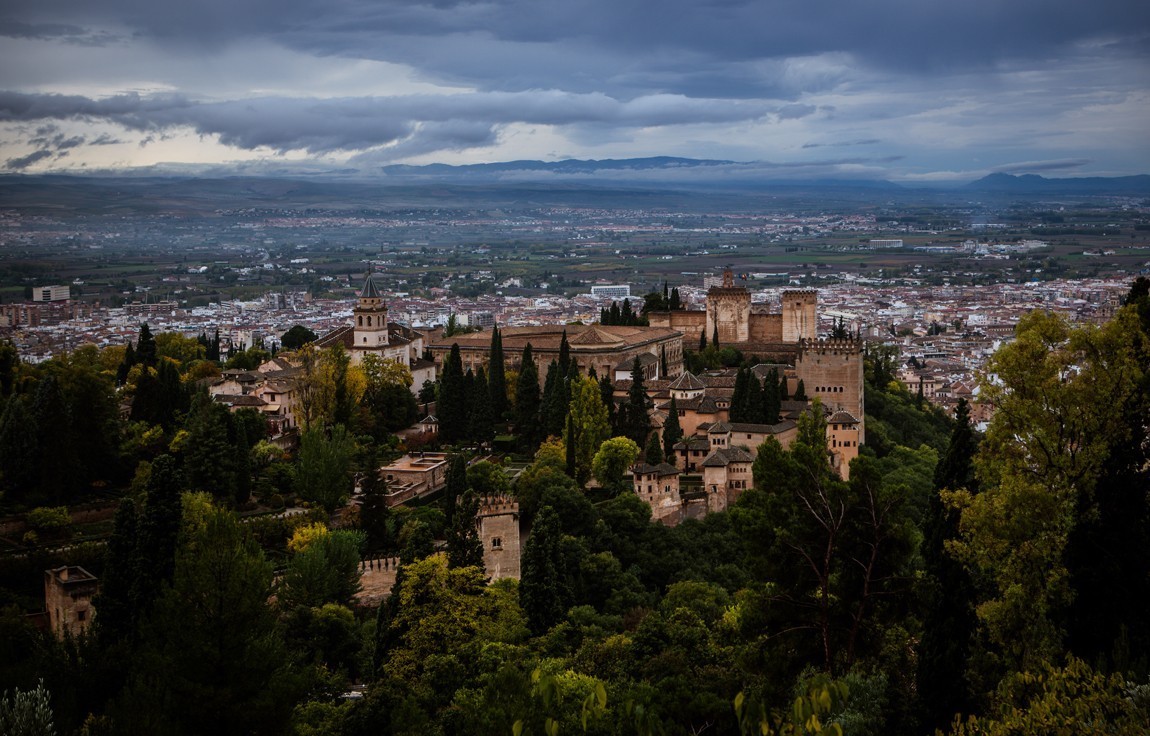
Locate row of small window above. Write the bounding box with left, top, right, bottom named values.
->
left=815, top=386, right=845, bottom=393
left=830, top=439, right=855, bottom=448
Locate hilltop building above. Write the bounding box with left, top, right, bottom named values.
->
left=428, top=324, right=683, bottom=386
left=313, top=275, right=437, bottom=391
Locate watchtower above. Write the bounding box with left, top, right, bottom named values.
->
left=782, top=289, right=818, bottom=343
left=478, top=495, right=521, bottom=580
left=705, top=270, right=752, bottom=344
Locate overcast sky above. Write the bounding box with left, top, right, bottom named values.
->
left=1, top=0, right=1147, bottom=181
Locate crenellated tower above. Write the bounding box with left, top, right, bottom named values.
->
left=794, top=337, right=865, bottom=443
left=478, top=495, right=521, bottom=580
left=782, top=289, right=818, bottom=343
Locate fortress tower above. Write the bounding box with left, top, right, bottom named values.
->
left=782, top=289, right=818, bottom=343
left=705, top=270, right=752, bottom=344
left=353, top=275, right=389, bottom=350
left=794, top=337, right=865, bottom=443
left=478, top=495, right=521, bottom=580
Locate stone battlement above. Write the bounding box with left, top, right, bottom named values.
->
left=798, top=337, right=863, bottom=355
left=478, top=494, right=519, bottom=516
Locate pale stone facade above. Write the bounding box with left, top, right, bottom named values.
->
left=478, top=495, right=521, bottom=581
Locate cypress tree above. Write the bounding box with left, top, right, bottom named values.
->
left=520, top=505, right=569, bottom=635
left=0, top=340, right=17, bottom=399
left=565, top=414, right=577, bottom=479
left=469, top=365, right=495, bottom=443
left=514, top=344, right=541, bottom=450
left=779, top=370, right=790, bottom=400
left=644, top=431, right=663, bottom=465
left=185, top=393, right=237, bottom=500
left=711, top=324, right=719, bottom=348
left=745, top=370, right=763, bottom=423
left=135, top=454, right=185, bottom=608
left=662, top=396, right=682, bottom=461
left=660, top=346, right=669, bottom=378
left=669, top=287, right=682, bottom=311
left=31, top=374, right=80, bottom=503
left=136, top=323, right=158, bottom=367
left=794, top=378, right=807, bottom=401
left=698, top=329, right=707, bottom=352
left=442, top=454, right=467, bottom=529
left=599, top=374, right=616, bottom=432
left=622, top=298, right=635, bottom=325
left=488, top=325, right=508, bottom=422
left=540, top=361, right=564, bottom=439
left=116, top=341, right=135, bottom=386
left=437, top=344, right=467, bottom=444
left=621, top=357, right=651, bottom=446
left=918, top=398, right=980, bottom=731
left=0, top=396, right=37, bottom=504
left=730, top=368, right=749, bottom=423
left=93, top=497, right=140, bottom=645
left=446, top=489, right=485, bottom=570
left=609, top=302, right=621, bottom=325
left=359, top=445, right=391, bottom=551
left=762, top=368, right=782, bottom=424
left=558, top=329, right=571, bottom=377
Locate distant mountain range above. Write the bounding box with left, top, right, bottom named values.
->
left=381, top=158, right=1150, bottom=195
left=2, top=162, right=1147, bottom=214
left=965, top=172, right=1150, bottom=195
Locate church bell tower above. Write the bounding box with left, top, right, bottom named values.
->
left=353, top=275, right=389, bottom=349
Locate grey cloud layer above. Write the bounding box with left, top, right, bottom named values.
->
left=0, top=90, right=785, bottom=153
left=5, top=0, right=1148, bottom=96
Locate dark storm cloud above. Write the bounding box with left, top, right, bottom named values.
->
left=0, top=90, right=778, bottom=153
left=803, top=139, right=881, bottom=149
left=990, top=159, right=1092, bottom=174
left=6, top=0, right=1147, bottom=97
left=5, top=148, right=53, bottom=169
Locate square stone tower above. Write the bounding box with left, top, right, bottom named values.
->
left=478, top=495, right=521, bottom=581
left=44, top=566, right=98, bottom=639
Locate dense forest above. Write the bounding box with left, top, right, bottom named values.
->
left=1, top=280, right=1149, bottom=735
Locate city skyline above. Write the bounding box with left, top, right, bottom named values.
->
left=1, top=0, right=1148, bottom=181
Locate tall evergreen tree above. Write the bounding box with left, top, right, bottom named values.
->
left=520, top=505, right=569, bottom=635
left=729, top=368, right=750, bottom=422
left=514, top=344, right=541, bottom=450
left=124, top=505, right=291, bottom=735
left=620, top=357, right=652, bottom=447
left=712, top=325, right=720, bottom=348
left=745, top=370, right=763, bottom=424
left=0, top=340, right=17, bottom=399
left=446, top=489, right=485, bottom=570
left=558, top=329, right=571, bottom=377
left=918, top=398, right=980, bottom=731
left=644, top=431, right=664, bottom=465
left=662, top=396, right=683, bottom=461
left=359, top=445, right=391, bottom=551
left=184, top=393, right=237, bottom=500
left=468, top=365, right=495, bottom=443
left=565, top=414, right=577, bottom=479
left=93, top=497, right=140, bottom=646
left=660, top=346, right=669, bottom=378
left=135, top=323, right=157, bottom=367
left=116, top=342, right=134, bottom=387
left=31, top=374, right=80, bottom=503
left=135, top=454, right=185, bottom=607
left=794, top=378, right=808, bottom=401
left=437, top=343, right=467, bottom=444
left=599, top=374, right=616, bottom=432
left=487, top=325, right=508, bottom=422
left=762, top=368, right=782, bottom=424
left=0, top=395, right=36, bottom=504
left=442, top=454, right=468, bottom=529
left=540, top=361, right=564, bottom=439
left=779, top=370, right=790, bottom=400
left=669, top=287, right=682, bottom=311
left=698, top=329, right=707, bottom=353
